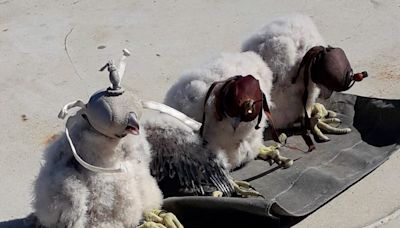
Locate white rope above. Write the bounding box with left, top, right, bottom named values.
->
left=142, top=100, right=202, bottom=131
left=65, top=127, right=127, bottom=174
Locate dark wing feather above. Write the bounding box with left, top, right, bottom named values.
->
left=145, top=123, right=234, bottom=198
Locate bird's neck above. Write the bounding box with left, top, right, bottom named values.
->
left=70, top=121, right=126, bottom=169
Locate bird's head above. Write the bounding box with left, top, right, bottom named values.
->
left=83, top=89, right=143, bottom=139
left=294, top=46, right=368, bottom=98
left=61, top=48, right=199, bottom=140
left=217, top=75, right=263, bottom=130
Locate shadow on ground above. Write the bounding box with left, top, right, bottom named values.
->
left=0, top=214, right=36, bottom=228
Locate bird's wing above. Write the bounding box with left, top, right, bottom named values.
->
left=145, top=123, right=233, bottom=197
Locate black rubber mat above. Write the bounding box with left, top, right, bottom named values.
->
left=162, top=92, right=400, bottom=227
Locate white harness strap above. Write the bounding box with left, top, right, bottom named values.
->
left=142, top=100, right=201, bottom=131
left=58, top=100, right=85, bottom=119
left=65, top=127, right=127, bottom=174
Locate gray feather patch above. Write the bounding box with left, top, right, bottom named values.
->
left=146, top=123, right=234, bottom=197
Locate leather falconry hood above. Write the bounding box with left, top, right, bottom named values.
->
left=294, top=46, right=368, bottom=95
left=200, top=75, right=273, bottom=137
left=218, top=75, right=263, bottom=122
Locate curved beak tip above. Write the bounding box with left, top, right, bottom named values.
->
left=126, top=113, right=140, bottom=135
left=230, top=117, right=241, bottom=130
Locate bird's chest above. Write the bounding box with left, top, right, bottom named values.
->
left=84, top=169, right=139, bottom=219
left=204, top=118, right=254, bottom=148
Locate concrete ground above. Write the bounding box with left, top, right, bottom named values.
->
left=0, top=0, right=399, bottom=227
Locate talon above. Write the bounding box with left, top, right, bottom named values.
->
left=234, top=180, right=252, bottom=188
left=311, top=103, right=329, bottom=119
left=318, top=121, right=351, bottom=134
left=313, top=121, right=330, bottom=142
left=258, top=144, right=279, bottom=160
left=139, top=221, right=167, bottom=228
left=230, top=179, right=262, bottom=198
left=311, top=103, right=351, bottom=141
left=321, top=118, right=341, bottom=124
left=212, top=191, right=223, bottom=197
left=280, top=157, right=294, bottom=168
left=143, top=210, right=163, bottom=224
left=327, top=110, right=337, bottom=118
left=278, top=133, right=287, bottom=144
left=259, top=145, right=293, bottom=168
left=159, top=212, right=184, bottom=228
left=142, top=209, right=183, bottom=228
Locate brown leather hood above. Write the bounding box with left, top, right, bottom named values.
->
left=217, top=75, right=263, bottom=122
left=294, top=46, right=368, bottom=94
left=199, top=75, right=277, bottom=138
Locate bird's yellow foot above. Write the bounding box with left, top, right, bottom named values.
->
left=212, top=180, right=261, bottom=198
left=212, top=191, right=223, bottom=197
left=258, top=145, right=293, bottom=168
left=311, top=103, right=351, bottom=142
left=229, top=179, right=262, bottom=198
left=139, top=209, right=184, bottom=228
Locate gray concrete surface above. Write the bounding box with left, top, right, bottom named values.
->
left=0, top=0, right=399, bottom=227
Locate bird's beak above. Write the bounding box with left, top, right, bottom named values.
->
left=230, top=117, right=241, bottom=131
left=126, top=112, right=140, bottom=135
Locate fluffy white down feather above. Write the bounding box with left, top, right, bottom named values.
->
left=164, top=52, right=273, bottom=170
left=242, top=14, right=327, bottom=129
left=33, top=113, right=162, bottom=228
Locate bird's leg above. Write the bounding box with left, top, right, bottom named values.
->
left=258, top=143, right=293, bottom=168
left=139, top=209, right=183, bottom=228
left=311, top=103, right=351, bottom=141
